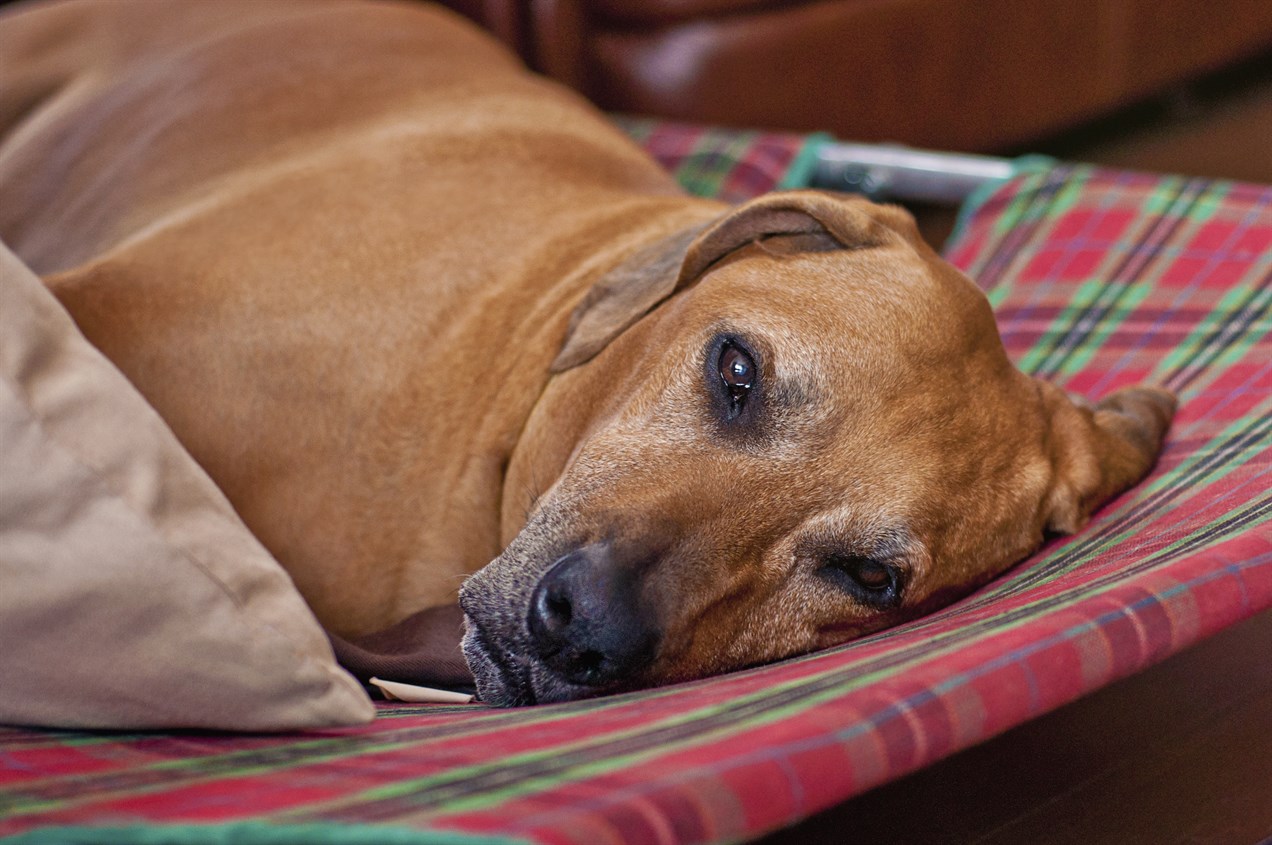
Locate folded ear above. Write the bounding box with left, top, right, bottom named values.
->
left=1041, top=383, right=1177, bottom=534
left=551, top=191, right=905, bottom=372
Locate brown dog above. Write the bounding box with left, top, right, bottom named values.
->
left=0, top=0, right=1173, bottom=706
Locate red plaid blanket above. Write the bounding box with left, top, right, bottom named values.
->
left=2, top=128, right=1269, bottom=845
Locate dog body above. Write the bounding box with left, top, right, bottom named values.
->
left=0, top=0, right=1173, bottom=705
left=0, top=0, right=708, bottom=634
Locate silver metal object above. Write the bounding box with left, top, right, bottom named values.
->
left=812, top=143, right=1015, bottom=205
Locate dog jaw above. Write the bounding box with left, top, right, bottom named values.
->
left=461, top=549, right=629, bottom=706
left=461, top=620, right=610, bottom=707
left=458, top=509, right=625, bottom=706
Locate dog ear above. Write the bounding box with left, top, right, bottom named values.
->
left=1039, top=383, right=1176, bottom=534
left=551, top=223, right=710, bottom=372
left=677, top=190, right=898, bottom=281
left=551, top=191, right=900, bottom=371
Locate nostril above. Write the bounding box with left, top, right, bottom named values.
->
left=546, top=593, right=571, bottom=627
left=539, top=585, right=572, bottom=632
left=529, top=574, right=575, bottom=650
left=574, top=650, right=604, bottom=680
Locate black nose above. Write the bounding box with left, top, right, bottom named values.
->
left=527, top=544, right=660, bottom=687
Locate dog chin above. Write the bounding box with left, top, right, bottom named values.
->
left=460, top=618, right=605, bottom=707
left=461, top=620, right=530, bottom=706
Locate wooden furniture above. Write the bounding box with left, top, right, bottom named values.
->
left=442, top=0, right=1272, bottom=152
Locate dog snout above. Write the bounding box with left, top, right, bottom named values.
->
left=527, top=544, right=660, bottom=688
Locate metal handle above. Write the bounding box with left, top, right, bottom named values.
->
left=811, top=143, right=1015, bottom=205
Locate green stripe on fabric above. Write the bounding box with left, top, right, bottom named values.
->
left=1047, top=172, right=1098, bottom=219
left=1041, top=285, right=1155, bottom=375
left=0, top=822, right=530, bottom=845
left=968, top=165, right=1081, bottom=289
left=1014, top=280, right=1151, bottom=373
left=668, top=129, right=751, bottom=197
left=278, top=696, right=812, bottom=821
left=985, top=280, right=1015, bottom=309
left=1019, top=177, right=1221, bottom=379
left=987, top=170, right=1059, bottom=238
left=987, top=166, right=1091, bottom=248
left=1160, top=274, right=1272, bottom=382
left=1165, top=412, right=1271, bottom=493
left=686, top=127, right=763, bottom=197
left=776, top=133, right=833, bottom=190
left=1130, top=417, right=1269, bottom=511
left=948, top=155, right=1057, bottom=247
left=0, top=700, right=660, bottom=820
left=1186, top=185, right=1229, bottom=224
left=1142, top=176, right=1193, bottom=216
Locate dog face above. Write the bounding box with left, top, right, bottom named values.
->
left=460, top=191, right=1174, bottom=706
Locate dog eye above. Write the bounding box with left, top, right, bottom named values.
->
left=717, top=342, right=755, bottom=412
left=822, top=555, right=902, bottom=608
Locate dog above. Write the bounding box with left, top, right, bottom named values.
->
left=0, top=0, right=1174, bottom=706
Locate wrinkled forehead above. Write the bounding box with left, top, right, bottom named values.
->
left=670, top=243, right=1003, bottom=406
left=659, top=242, right=1041, bottom=556
left=685, top=241, right=986, bottom=354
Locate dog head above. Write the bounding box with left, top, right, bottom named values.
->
left=460, top=190, right=1174, bottom=706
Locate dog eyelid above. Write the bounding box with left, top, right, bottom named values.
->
left=805, top=521, right=917, bottom=608
left=820, top=554, right=903, bottom=607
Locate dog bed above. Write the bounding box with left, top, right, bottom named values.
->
left=1, top=123, right=1269, bottom=844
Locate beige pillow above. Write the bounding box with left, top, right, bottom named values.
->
left=0, top=240, right=373, bottom=730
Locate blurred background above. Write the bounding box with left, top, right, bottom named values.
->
left=440, top=0, right=1272, bottom=245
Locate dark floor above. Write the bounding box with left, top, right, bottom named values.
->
left=765, top=51, right=1272, bottom=845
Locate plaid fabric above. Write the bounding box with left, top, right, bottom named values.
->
left=2, top=131, right=1270, bottom=845
left=612, top=117, right=825, bottom=203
